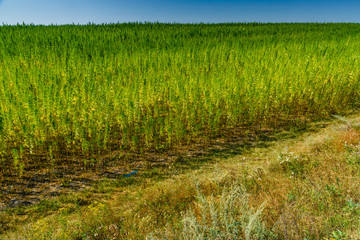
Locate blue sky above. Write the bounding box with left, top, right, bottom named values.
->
left=0, top=0, right=359, bottom=25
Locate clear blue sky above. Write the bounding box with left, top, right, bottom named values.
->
left=0, top=0, right=359, bottom=25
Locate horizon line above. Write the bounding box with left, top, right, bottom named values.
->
left=1, top=21, right=360, bottom=26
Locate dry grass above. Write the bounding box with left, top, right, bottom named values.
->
left=2, top=115, right=360, bottom=239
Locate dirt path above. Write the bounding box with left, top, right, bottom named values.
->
left=1, top=114, right=357, bottom=211
left=0, top=126, right=265, bottom=210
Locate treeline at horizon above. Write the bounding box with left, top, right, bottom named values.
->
left=1, top=21, right=359, bottom=27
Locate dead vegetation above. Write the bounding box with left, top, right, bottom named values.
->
left=2, top=115, right=360, bottom=239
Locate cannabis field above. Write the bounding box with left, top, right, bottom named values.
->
left=1, top=23, right=360, bottom=175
